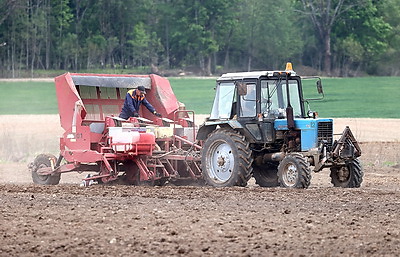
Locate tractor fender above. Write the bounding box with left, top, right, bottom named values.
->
left=196, top=120, right=244, bottom=140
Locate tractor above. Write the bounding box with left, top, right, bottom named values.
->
left=29, top=63, right=363, bottom=189
left=197, top=63, right=363, bottom=188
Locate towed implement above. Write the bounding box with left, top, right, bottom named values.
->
left=30, top=63, right=363, bottom=188
left=29, top=73, right=202, bottom=186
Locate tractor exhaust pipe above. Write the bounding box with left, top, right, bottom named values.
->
left=263, top=152, right=285, bottom=162
left=285, top=71, right=295, bottom=130
left=255, top=152, right=285, bottom=165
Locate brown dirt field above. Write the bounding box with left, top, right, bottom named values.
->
left=1, top=115, right=400, bottom=256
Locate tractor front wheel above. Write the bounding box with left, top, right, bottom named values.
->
left=31, top=154, right=61, bottom=185
left=277, top=153, right=311, bottom=188
left=330, top=158, right=363, bottom=188
left=201, top=128, right=253, bottom=187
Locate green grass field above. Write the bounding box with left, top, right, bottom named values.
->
left=304, top=77, right=400, bottom=118
left=0, top=76, right=399, bottom=118
left=0, top=81, right=58, bottom=115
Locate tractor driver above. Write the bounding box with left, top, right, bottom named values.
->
left=119, top=85, right=162, bottom=119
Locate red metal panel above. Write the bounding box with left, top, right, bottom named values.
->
left=55, top=73, right=87, bottom=131
left=62, top=125, right=91, bottom=151
left=61, top=149, right=103, bottom=163
left=144, top=74, right=181, bottom=120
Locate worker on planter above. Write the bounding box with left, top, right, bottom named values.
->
left=119, top=85, right=162, bottom=119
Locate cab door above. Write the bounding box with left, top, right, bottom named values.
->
left=237, top=80, right=270, bottom=143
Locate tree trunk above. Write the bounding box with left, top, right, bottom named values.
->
left=199, top=55, right=205, bottom=75
left=165, top=21, right=170, bottom=69
left=212, top=51, right=217, bottom=74
left=247, top=55, right=252, bottom=72
left=45, top=0, right=50, bottom=70
left=74, top=52, right=78, bottom=70
left=223, top=28, right=233, bottom=70
left=323, top=30, right=332, bottom=75
left=205, top=55, right=211, bottom=76
left=224, top=49, right=230, bottom=70
left=11, top=41, right=15, bottom=78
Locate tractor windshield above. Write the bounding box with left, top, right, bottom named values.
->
left=210, top=82, right=235, bottom=120
left=261, top=79, right=303, bottom=118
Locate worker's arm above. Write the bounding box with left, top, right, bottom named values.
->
left=142, top=98, right=156, bottom=113
left=142, top=98, right=161, bottom=117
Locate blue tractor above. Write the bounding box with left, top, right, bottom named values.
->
left=196, top=63, right=363, bottom=188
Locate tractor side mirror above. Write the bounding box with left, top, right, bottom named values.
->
left=303, top=76, right=324, bottom=101
left=236, top=82, right=247, bottom=96
left=316, top=80, right=323, bottom=94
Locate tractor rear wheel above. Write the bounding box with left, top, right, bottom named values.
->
left=31, top=154, right=61, bottom=185
left=253, top=162, right=279, bottom=187
left=330, top=158, right=363, bottom=188
left=201, top=128, right=253, bottom=187
left=277, top=153, right=311, bottom=188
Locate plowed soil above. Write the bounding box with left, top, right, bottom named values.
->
left=1, top=116, right=400, bottom=256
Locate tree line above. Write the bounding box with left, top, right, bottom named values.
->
left=0, top=0, right=399, bottom=77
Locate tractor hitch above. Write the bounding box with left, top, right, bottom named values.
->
left=332, top=126, right=361, bottom=160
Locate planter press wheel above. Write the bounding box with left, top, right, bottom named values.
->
left=31, top=154, right=61, bottom=185
left=123, top=160, right=141, bottom=185
left=123, top=160, right=155, bottom=186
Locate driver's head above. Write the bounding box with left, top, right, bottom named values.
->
left=136, top=86, right=146, bottom=96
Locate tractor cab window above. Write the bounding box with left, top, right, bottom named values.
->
left=239, top=83, right=256, bottom=117
left=261, top=79, right=302, bottom=119
left=210, top=82, right=236, bottom=120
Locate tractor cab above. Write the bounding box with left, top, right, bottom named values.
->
left=200, top=63, right=325, bottom=148
left=210, top=68, right=305, bottom=121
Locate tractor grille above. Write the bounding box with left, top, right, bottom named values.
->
left=318, top=121, right=333, bottom=150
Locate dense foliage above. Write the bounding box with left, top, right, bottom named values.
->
left=0, top=0, right=398, bottom=77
